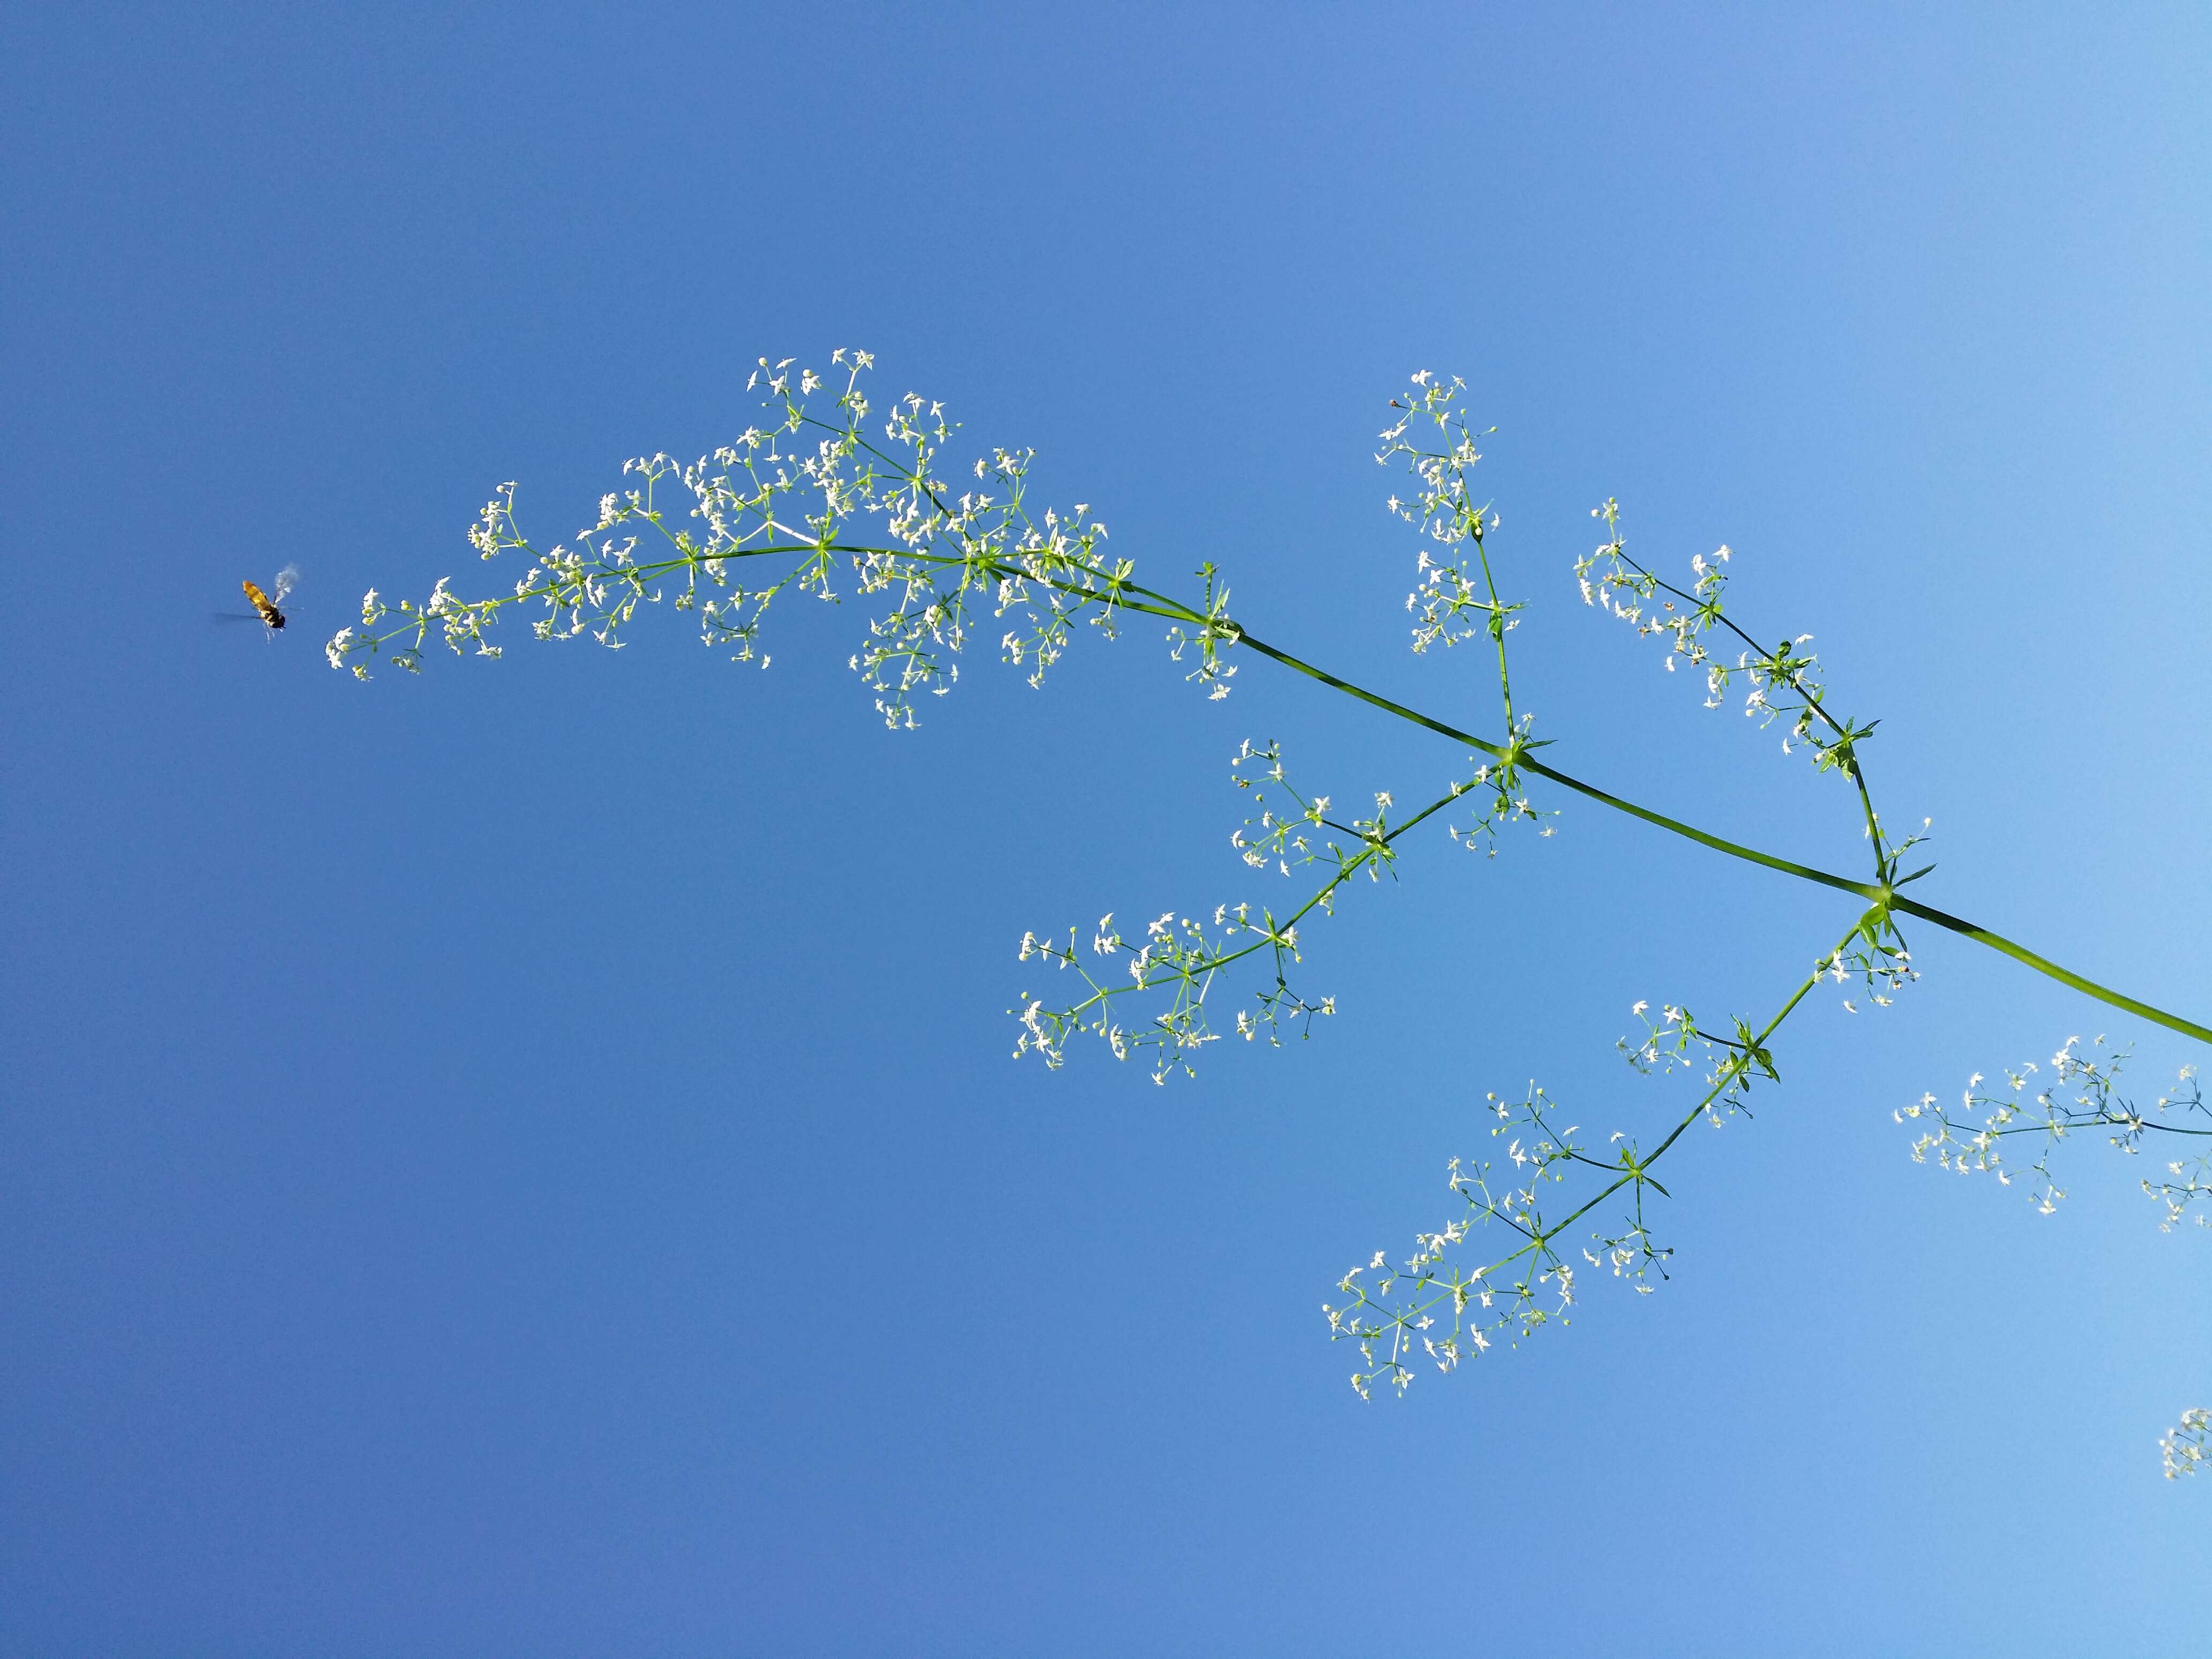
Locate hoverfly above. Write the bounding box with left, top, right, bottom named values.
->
left=218, top=564, right=300, bottom=633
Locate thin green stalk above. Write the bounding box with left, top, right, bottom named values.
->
left=1885, top=895, right=2211, bottom=1044
left=370, top=525, right=2210, bottom=1048
left=1063, top=782, right=1464, bottom=1025
left=1222, top=624, right=2212, bottom=1048
left=1470, top=535, right=1518, bottom=730
left=1606, top=544, right=1888, bottom=868
left=1406, top=915, right=1859, bottom=1321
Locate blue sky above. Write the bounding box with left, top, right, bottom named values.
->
left=4, top=3, right=2208, bottom=1652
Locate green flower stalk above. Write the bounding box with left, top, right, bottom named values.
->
left=331, top=352, right=2208, bottom=1473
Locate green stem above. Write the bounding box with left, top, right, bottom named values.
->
left=1884, top=895, right=2211, bottom=1045
left=1595, top=546, right=1889, bottom=874
left=1225, top=626, right=2212, bottom=1049
left=1450, top=914, right=1857, bottom=1299
left=1470, top=534, right=1516, bottom=730
left=1092, top=783, right=1461, bottom=1008
left=356, top=532, right=2211, bottom=1049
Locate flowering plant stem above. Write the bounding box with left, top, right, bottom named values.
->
left=605, top=533, right=2204, bottom=1045
left=1327, top=913, right=1859, bottom=1393
left=1219, top=625, right=2209, bottom=1044
left=328, top=353, right=2206, bottom=1467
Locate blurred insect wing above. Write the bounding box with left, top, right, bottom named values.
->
left=270, top=562, right=300, bottom=604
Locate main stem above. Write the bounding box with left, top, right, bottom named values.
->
left=1219, top=624, right=2212, bottom=1048
left=390, top=519, right=2211, bottom=1049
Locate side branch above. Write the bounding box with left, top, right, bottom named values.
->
left=1328, top=915, right=1867, bottom=1394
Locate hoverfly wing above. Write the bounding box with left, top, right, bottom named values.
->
left=270, top=563, right=300, bottom=605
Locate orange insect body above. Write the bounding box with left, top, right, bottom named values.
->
left=243, top=579, right=286, bottom=630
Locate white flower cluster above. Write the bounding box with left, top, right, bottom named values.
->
left=1010, top=739, right=1409, bottom=1085
left=1010, top=729, right=1560, bottom=1088
left=2163, top=1408, right=2210, bottom=1479
left=1330, top=911, right=1881, bottom=1399
left=1822, top=899, right=1922, bottom=1013
left=1897, top=1042, right=2208, bottom=1224
left=1326, top=1081, right=1677, bottom=1398
left=1574, top=499, right=1888, bottom=813
left=1162, top=560, right=1242, bottom=701
left=1441, top=715, right=1558, bottom=855
left=1377, top=373, right=1519, bottom=660
left=1011, top=900, right=1333, bottom=1086
left=327, top=350, right=1198, bottom=729
left=1375, top=376, right=1560, bottom=855
left=1618, top=998, right=1773, bottom=1119
left=1226, top=737, right=1395, bottom=885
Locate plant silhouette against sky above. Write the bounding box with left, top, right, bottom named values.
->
left=329, top=353, right=2210, bottom=1478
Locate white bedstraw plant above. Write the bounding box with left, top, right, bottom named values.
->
left=331, top=353, right=2209, bottom=1474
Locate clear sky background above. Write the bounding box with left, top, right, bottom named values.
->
left=4, top=3, right=2208, bottom=1653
